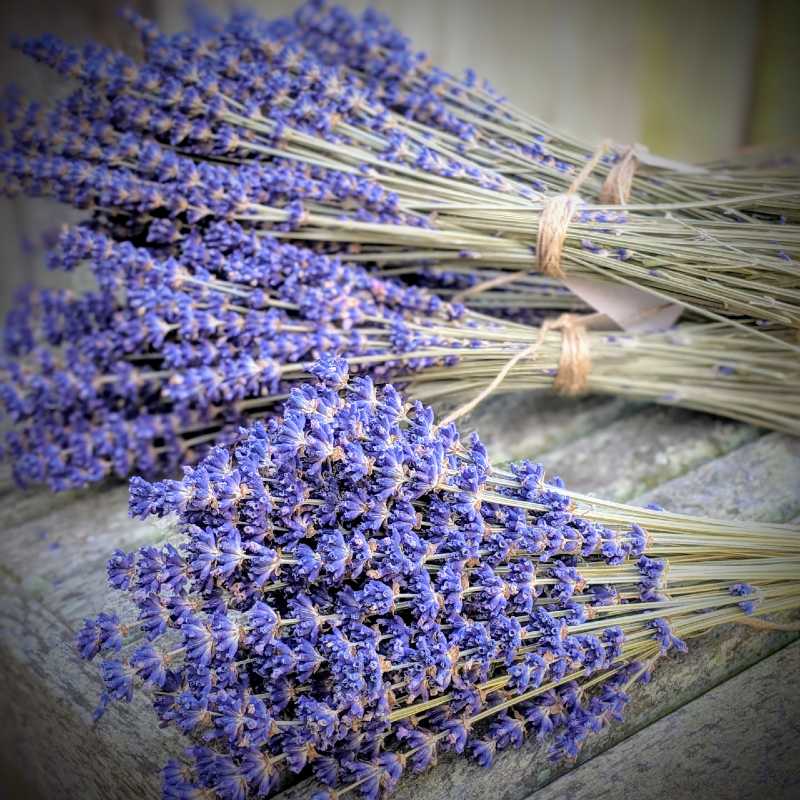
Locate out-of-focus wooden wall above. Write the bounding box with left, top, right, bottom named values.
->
left=1, top=0, right=798, bottom=315
left=155, top=0, right=799, bottom=161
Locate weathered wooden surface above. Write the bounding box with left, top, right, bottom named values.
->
left=511, top=404, right=760, bottom=503
left=0, top=483, right=181, bottom=799
left=528, top=639, right=800, bottom=800
left=1, top=393, right=799, bottom=800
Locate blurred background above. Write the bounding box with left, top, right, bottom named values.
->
left=1, top=0, right=798, bottom=316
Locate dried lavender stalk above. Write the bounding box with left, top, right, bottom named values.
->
left=281, top=1, right=800, bottom=216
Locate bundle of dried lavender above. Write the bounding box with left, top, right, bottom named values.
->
left=2, top=2, right=798, bottom=494
left=282, top=1, right=799, bottom=215
left=77, top=364, right=800, bottom=800
left=2, top=3, right=799, bottom=346
left=3, top=222, right=797, bottom=492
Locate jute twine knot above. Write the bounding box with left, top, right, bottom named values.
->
left=534, top=138, right=616, bottom=281
left=452, top=139, right=612, bottom=304
left=536, top=194, right=581, bottom=281
left=541, top=313, right=592, bottom=395
left=599, top=145, right=640, bottom=205
left=437, top=311, right=604, bottom=427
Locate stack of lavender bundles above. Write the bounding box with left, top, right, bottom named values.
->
left=3, top=4, right=800, bottom=492
left=298, top=0, right=800, bottom=316
left=158, top=1, right=800, bottom=317
left=77, top=362, right=800, bottom=800
left=3, top=4, right=800, bottom=341
left=0, top=220, right=459, bottom=490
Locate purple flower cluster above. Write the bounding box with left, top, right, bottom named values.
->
left=4, top=2, right=586, bottom=493
left=282, top=1, right=562, bottom=175
left=5, top=2, right=508, bottom=209
left=4, top=3, right=730, bottom=499
left=3, top=0, right=795, bottom=387
left=0, top=219, right=471, bottom=490
left=77, top=364, right=675, bottom=800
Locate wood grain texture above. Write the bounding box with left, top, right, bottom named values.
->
left=459, top=393, right=636, bottom=465
left=1, top=397, right=798, bottom=800
left=636, top=432, right=800, bottom=522
left=531, top=405, right=761, bottom=502
left=526, top=640, right=800, bottom=800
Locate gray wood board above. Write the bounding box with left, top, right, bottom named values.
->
left=526, top=639, right=800, bottom=800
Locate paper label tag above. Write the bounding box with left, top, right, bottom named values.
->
left=635, top=147, right=709, bottom=175
left=564, top=275, right=683, bottom=333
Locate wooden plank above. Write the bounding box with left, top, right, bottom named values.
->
left=464, top=393, right=635, bottom=464
left=0, top=582, right=185, bottom=800
left=0, top=483, right=181, bottom=799
left=0, top=475, right=110, bottom=530
left=636, top=431, right=800, bottom=522
left=526, top=640, right=800, bottom=800
left=636, top=0, right=759, bottom=161
left=531, top=405, right=760, bottom=502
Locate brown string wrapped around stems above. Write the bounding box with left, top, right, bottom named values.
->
left=535, top=195, right=581, bottom=282
left=452, top=140, right=612, bottom=304
left=452, top=139, right=641, bottom=305
left=548, top=312, right=593, bottom=395
left=438, top=312, right=606, bottom=428
left=599, top=145, right=640, bottom=205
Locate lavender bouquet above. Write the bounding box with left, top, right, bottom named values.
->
left=3, top=3, right=799, bottom=344
left=3, top=218, right=798, bottom=493
left=1, top=5, right=799, bottom=496
left=77, top=362, right=800, bottom=800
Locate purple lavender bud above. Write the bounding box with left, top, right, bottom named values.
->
left=730, top=583, right=760, bottom=615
